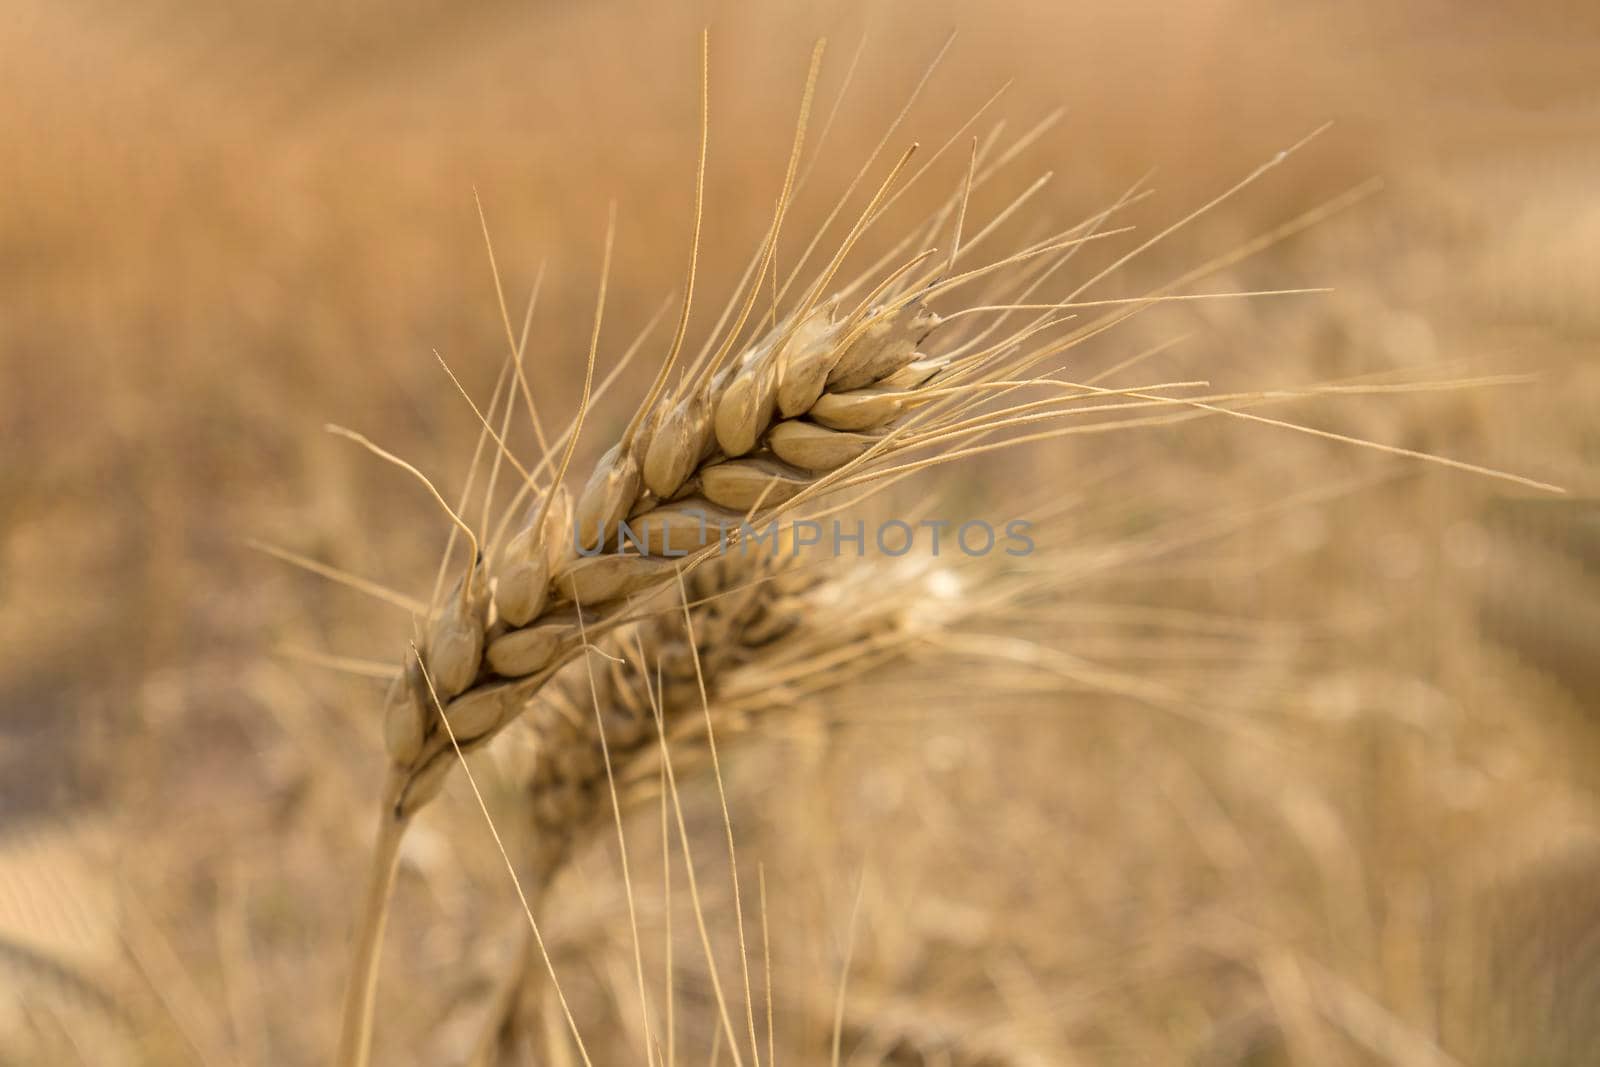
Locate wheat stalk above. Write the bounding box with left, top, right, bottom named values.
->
left=328, top=160, right=1291, bottom=1067
left=323, top=32, right=1557, bottom=1062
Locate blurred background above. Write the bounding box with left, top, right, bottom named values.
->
left=2, top=0, right=1597, bottom=1063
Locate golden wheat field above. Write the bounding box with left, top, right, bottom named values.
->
left=3, top=1, right=1598, bottom=1064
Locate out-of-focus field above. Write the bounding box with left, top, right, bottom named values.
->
left=2, top=1, right=1597, bottom=1064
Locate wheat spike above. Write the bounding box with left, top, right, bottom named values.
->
left=324, top=29, right=1570, bottom=1061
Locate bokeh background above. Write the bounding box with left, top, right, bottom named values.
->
left=3, top=1, right=1597, bottom=1063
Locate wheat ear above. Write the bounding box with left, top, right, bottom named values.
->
left=327, top=29, right=1535, bottom=1055
left=332, top=132, right=1335, bottom=1063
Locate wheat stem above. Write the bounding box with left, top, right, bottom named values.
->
left=333, top=769, right=409, bottom=1067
